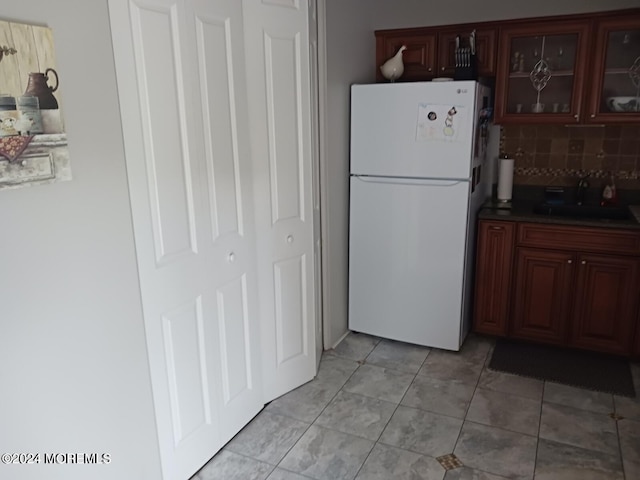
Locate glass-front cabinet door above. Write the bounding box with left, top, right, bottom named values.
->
left=494, top=21, right=590, bottom=124
left=587, top=15, right=640, bottom=123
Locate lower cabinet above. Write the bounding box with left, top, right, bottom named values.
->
left=473, top=221, right=514, bottom=336
left=474, top=219, right=640, bottom=356
left=635, top=311, right=640, bottom=358
left=570, top=253, right=639, bottom=355
left=511, top=247, right=573, bottom=346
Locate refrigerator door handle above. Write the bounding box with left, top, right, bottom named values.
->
left=352, top=175, right=464, bottom=187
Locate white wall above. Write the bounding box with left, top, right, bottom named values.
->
left=322, top=0, right=640, bottom=347
left=0, top=1, right=161, bottom=479
left=322, top=0, right=374, bottom=347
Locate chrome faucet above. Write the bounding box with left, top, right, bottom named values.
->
left=576, top=174, right=590, bottom=205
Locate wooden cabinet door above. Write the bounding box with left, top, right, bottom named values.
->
left=437, top=28, right=497, bottom=77
left=585, top=14, right=640, bottom=124
left=511, top=247, right=574, bottom=345
left=494, top=20, right=591, bottom=124
left=473, top=220, right=515, bottom=336
left=634, top=310, right=640, bottom=358
left=569, top=254, right=639, bottom=355
left=375, top=31, right=436, bottom=82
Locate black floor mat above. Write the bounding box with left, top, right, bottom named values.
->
left=488, top=339, right=636, bottom=397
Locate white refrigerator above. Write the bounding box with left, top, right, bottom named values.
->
left=348, top=80, right=491, bottom=351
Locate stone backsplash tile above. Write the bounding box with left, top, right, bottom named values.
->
left=501, top=125, right=640, bottom=189
left=568, top=139, right=584, bottom=154
left=550, top=138, right=569, bottom=154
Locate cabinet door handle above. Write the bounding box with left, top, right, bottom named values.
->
left=581, top=260, right=586, bottom=265
left=489, top=226, right=503, bottom=230
left=574, top=114, right=579, bottom=120
left=567, top=259, right=573, bottom=264
left=441, top=67, right=445, bottom=71
left=590, top=114, right=595, bottom=118
left=428, top=67, right=433, bottom=72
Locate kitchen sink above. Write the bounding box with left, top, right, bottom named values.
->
left=533, top=203, right=631, bottom=220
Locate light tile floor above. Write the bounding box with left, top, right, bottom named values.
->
left=192, top=333, right=640, bottom=480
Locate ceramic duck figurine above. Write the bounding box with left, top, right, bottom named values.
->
left=380, top=45, right=406, bottom=82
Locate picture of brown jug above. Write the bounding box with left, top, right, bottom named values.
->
left=24, top=68, right=59, bottom=109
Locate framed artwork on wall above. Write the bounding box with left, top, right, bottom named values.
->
left=0, top=19, right=71, bottom=190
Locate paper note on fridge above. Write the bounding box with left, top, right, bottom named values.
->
left=416, top=103, right=467, bottom=143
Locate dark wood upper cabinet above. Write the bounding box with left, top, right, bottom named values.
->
left=375, top=31, right=436, bottom=82
left=585, top=14, right=640, bottom=124
left=494, top=20, right=591, bottom=124
left=375, top=25, right=496, bottom=82
left=374, top=9, right=640, bottom=124
left=438, top=28, right=497, bottom=77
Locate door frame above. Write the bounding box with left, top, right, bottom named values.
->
left=316, top=0, right=331, bottom=352
left=309, top=0, right=324, bottom=366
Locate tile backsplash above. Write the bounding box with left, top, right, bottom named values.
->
left=500, top=125, right=640, bottom=190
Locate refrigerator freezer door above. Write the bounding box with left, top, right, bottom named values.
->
left=351, top=81, right=480, bottom=179
left=348, top=175, right=471, bottom=350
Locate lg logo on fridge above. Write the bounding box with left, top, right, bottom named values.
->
left=457, top=88, right=468, bottom=94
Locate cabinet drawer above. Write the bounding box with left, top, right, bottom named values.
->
left=517, top=223, right=640, bottom=255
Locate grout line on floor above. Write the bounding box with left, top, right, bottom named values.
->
left=450, top=341, right=491, bottom=440
left=351, top=336, right=434, bottom=479
left=612, top=395, right=627, bottom=480
left=276, top=357, right=360, bottom=466
left=531, top=380, right=547, bottom=480
left=271, top=348, right=368, bottom=477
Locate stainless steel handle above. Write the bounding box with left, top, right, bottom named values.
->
left=428, top=67, right=432, bottom=72
left=489, top=226, right=503, bottom=231
left=590, top=114, right=596, bottom=118
left=574, top=114, right=579, bottom=120
left=441, top=67, right=445, bottom=71
left=228, top=252, right=235, bottom=263
left=581, top=260, right=586, bottom=265
left=286, top=235, right=294, bottom=244
left=567, top=259, right=573, bottom=264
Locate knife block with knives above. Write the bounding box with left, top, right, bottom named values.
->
left=454, top=30, right=478, bottom=80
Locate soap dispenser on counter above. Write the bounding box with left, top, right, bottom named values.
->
left=600, top=172, right=618, bottom=206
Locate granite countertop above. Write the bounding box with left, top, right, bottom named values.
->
left=479, top=199, right=640, bottom=230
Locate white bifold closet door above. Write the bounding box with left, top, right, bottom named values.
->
left=108, top=0, right=316, bottom=479
left=243, top=0, right=318, bottom=402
